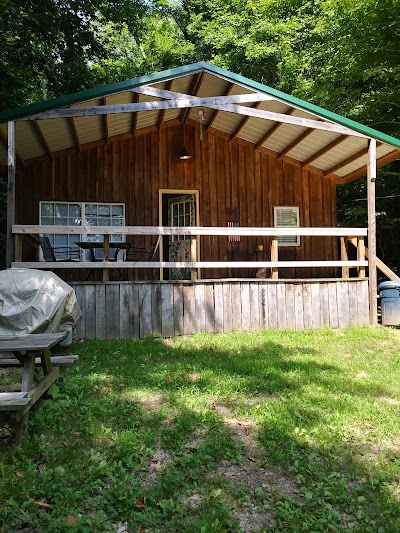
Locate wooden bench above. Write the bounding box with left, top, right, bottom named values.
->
left=0, top=392, right=31, bottom=411
left=0, top=334, right=79, bottom=443
left=0, top=355, right=79, bottom=370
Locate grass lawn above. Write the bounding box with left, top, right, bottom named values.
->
left=1, top=326, right=400, bottom=532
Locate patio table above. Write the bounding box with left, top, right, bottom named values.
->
left=0, top=333, right=78, bottom=444
left=75, top=241, right=131, bottom=262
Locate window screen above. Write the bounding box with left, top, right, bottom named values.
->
left=274, top=206, right=300, bottom=246
left=40, top=202, right=125, bottom=260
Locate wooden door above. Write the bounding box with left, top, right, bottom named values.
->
left=168, top=194, right=196, bottom=280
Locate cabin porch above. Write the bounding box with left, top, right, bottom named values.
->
left=10, top=224, right=373, bottom=339
left=69, top=278, right=369, bottom=340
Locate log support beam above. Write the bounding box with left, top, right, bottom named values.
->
left=367, top=139, right=377, bottom=324
left=6, top=121, right=16, bottom=268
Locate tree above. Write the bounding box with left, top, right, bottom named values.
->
left=0, top=0, right=148, bottom=110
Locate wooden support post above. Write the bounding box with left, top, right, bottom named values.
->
left=357, top=237, right=366, bottom=278
left=103, top=235, right=110, bottom=282
left=6, top=121, right=16, bottom=268
left=16, top=355, right=35, bottom=444
left=340, top=237, right=349, bottom=278
left=271, top=237, right=279, bottom=279
left=191, top=237, right=197, bottom=280
left=14, top=234, right=23, bottom=262
left=367, top=139, right=377, bottom=324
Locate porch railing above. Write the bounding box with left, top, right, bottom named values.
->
left=12, top=225, right=368, bottom=281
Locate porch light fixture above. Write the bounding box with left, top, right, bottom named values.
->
left=179, top=123, right=192, bottom=160
left=179, top=147, right=191, bottom=160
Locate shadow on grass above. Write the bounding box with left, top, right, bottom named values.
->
left=1, top=332, right=399, bottom=532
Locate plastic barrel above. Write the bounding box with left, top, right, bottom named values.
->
left=379, top=281, right=400, bottom=326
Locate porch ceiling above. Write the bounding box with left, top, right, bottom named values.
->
left=0, top=62, right=399, bottom=183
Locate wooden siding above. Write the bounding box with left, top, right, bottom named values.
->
left=70, top=279, right=369, bottom=340
left=16, top=122, right=338, bottom=280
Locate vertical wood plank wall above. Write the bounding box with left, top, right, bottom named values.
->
left=70, top=279, right=369, bottom=340
left=16, top=122, right=338, bottom=280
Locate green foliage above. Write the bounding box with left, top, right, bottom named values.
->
left=1, top=0, right=400, bottom=267
left=0, top=0, right=149, bottom=110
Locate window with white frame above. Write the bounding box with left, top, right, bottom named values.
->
left=40, top=202, right=125, bottom=260
left=274, top=206, right=300, bottom=246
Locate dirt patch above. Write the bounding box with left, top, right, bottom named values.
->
left=140, top=448, right=174, bottom=488
left=182, top=491, right=203, bottom=508
left=218, top=456, right=299, bottom=499
left=208, top=398, right=299, bottom=529
left=232, top=502, right=276, bottom=532
left=354, top=371, right=370, bottom=379
left=134, top=391, right=168, bottom=412
left=0, top=368, right=22, bottom=390
left=184, top=428, right=206, bottom=451
left=0, top=383, right=21, bottom=392
left=210, top=401, right=262, bottom=457
left=378, top=396, right=400, bottom=406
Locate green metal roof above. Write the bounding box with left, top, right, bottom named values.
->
left=1, top=61, right=400, bottom=150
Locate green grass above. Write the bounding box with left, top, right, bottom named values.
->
left=1, top=326, right=400, bottom=532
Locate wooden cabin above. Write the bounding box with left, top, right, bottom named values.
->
left=1, top=62, right=400, bottom=338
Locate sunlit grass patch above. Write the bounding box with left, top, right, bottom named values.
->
left=1, top=326, right=399, bottom=532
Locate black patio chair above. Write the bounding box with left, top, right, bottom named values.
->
left=125, top=236, right=161, bottom=280
left=38, top=235, right=81, bottom=262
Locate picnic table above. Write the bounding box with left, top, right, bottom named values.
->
left=0, top=333, right=78, bottom=444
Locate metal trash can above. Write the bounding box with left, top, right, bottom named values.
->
left=379, top=281, right=400, bottom=326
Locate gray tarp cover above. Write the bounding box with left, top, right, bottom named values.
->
left=0, top=268, right=81, bottom=335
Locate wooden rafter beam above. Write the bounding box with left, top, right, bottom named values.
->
left=183, top=72, right=204, bottom=124
left=0, top=129, right=24, bottom=167
left=207, top=83, right=234, bottom=132
left=23, top=99, right=369, bottom=138
left=103, top=97, right=109, bottom=143
left=132, top=92, right=139, bottom=135
left=70, top=117, right=82, bottom=151
left=301, top=135, right=348, bottom=169
left=278, top=127, right=316, bottom=160
left=158, top=80, right=173, bottom=126
left=324, top=142, right=382, bottom=177
left=33, top=120, right=53, bottom=158
left=255, top=108, right=295, bottom=150
left=230, top=102, right=262, bottom=141
left=132, top=84, right=275, bottom=105
left=180, top=72, right=204, bottom=124
left=337, top=149, right=400, bottom=184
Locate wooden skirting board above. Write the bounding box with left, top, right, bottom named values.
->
left=70, top=279, right=369, bottom=340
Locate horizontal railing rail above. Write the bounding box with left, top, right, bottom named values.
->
left=13, top=225, right=368, bottom=237
left=12, top=225, right=368, bottom=281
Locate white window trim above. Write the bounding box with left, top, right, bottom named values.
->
left=39, top=201, right=126, bottom=261
left=274, top=206, right=300, bottom=247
